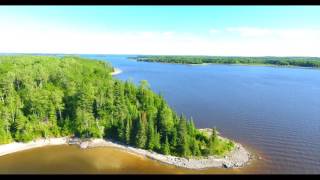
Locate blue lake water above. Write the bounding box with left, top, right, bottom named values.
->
left=81, top=54, right=320, bottom=174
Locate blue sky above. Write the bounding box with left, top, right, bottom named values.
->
left=1, top=6, right=320, bottom=56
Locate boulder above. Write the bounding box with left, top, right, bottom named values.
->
left=223, top=162, right=233, bottom=168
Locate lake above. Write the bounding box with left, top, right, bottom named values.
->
left=0, top=55, right=319, bottom=174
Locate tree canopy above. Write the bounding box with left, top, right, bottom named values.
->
left=0, top=55, right=234, bottom=157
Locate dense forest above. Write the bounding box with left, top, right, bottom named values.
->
left=0, top=55, right=234, bottom=157
left=134, top=56, right=320, bottom=68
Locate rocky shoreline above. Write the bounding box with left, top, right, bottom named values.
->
left=77, top=138, right=251, bottom=169
left=0, top=133, right=252, bottom=170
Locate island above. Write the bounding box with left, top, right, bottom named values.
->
left=0, top=55, right=251, bottom=169
left=133, top=55, right=320, bottom=68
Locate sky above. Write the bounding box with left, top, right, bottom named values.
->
left=1, top=6, right=320, bottom=56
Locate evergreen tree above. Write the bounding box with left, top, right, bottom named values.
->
left=208, top=127, right=218, bottom=155
left=125, top=119, right=131, bottom=145
left=171, top=127, right=178, bottom=147
left=154, top=130, right=161, bottom=152
left=191, top=138, right=201, bottom=156
left=117, top=118, right=125, bottom=142
left=135, top=112, right=147, bottom=148
left=177, top=116, right=191, bottom=157
left=157, top=104, right=174, bottom=140
left=0, top=118, right=12, bottom=144
left=162, top=135, right=170, bottom=155
left=187, top=117, right=196, bottom=136
left=147, top=118, right=155, bottom=150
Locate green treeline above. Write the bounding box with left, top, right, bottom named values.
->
left=135, top=56, right=320, bottom=68
left=0, top=55, right=234, bottom=157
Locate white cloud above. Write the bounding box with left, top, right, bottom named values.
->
left=0, top=22, right=212, bottom=55
left=225, top=27, right=320, bottom=40
left=226, top=27, right=273, bottom=37
left=163, top=32, right=174, bottom=36
left=219, top=27, right=320, bottom=56
left=209, top=29, right=220, bottom=34
left=1, top=22, right=320, bottom=56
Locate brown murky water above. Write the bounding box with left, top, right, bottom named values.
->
left=0, top=145, right=262, bottom=174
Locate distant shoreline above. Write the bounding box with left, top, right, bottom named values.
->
left=110, top=68, right=122, bottom=76
left=135, top=56, right=320, bottom=69
left=0, top=131, right=252, bottom=170
left=141, top=60, right=320, bottom=70
left=188, top=62, right=320, bottom=69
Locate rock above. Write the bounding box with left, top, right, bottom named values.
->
left=80, top=141, right=89, bottom=149
left=223, top=162, right=233, bottom=168
left=234, top=162, right=240, bottom=167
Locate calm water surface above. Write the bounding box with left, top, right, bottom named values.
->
left=0, top=145, right=258, bottom=174
left=0, top=55, right=319, bottom=174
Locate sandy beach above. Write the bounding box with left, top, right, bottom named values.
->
left=0, top=137, right=68, bottom=157
left=0, top=133, right=252, bottom=170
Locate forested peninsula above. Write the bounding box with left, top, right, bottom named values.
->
left=0, top=56, right=241, bottom=163
left=134, top=55, right=320, bottom=68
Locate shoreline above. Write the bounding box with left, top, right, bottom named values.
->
left=0, top=133, right=252, bottom=170
left=110, top=68, right=122, bottom=76
left=0, top=137, right=68, bottom=157
left=139, top=60, right=319, bottom=70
